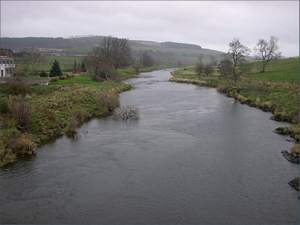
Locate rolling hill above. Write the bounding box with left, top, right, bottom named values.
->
left=0, top=36, right=225, bottom=66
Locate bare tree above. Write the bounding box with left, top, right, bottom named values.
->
left=85, top=49, right=114, bottom=80
left=255, top=36, right=281, bottom=73
left=203, top=64, right=214, bottom=77
left=100, top=36, right=131, bottom=69
left=112, top=38, right=132, bottom=69
left=141, top=51, right=155, bottom=67
left=218, top=59, right=233, bottom=78
left=228, top=39, right=250, bottom=82
left=195, top=56, right=204, bottom=76
left=86, top=36, right=132, bottom=80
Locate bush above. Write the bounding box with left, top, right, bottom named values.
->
left=114, top=106, right=139, bottom=120
left=290, top=144, right=299, bottom=157
left=0, top=141, right=16, bottom=167
left=8, top=96, right=31, bottom=130
left=0, top=127, right=20, bottom=166
left=6, top=80, right=31, bottom=96
left=8, top=133, right=36, bottom=157
left=0, top=97, right=8, bottom=114
left=74, top=110, right=90, bottom=124
left=65, top=117, right=78, bottom=139
left=97, top=92, right=119, bottom=112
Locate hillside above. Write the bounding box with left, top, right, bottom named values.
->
left=0, top=36, right=225, bottom=65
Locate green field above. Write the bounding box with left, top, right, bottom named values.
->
left=248, top=58, right=299, bottom=83
left=16, top=55, right=84, bottom=73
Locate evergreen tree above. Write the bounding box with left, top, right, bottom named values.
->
left=49, top=60, right=63, bottom=77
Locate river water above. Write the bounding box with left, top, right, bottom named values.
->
left=0, top=69, right=299, bottom=224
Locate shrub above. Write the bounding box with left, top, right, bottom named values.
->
left=74, top=110, right=90, bottom=124
left=65, top=117, right=78, bottom=139
left=114, top=106, right=139, bottom=120
left=6, top=80, right=31, bottom=96
left=290, top=144, right=299, bottom=157
left=8, top=96, right=31, bottom=130
left=0, top=97, right=8, bottom=114
left=0, top=142, right=16, bottom=167
left=97, top=92, right=119, bottom=112
left=8, top=133, right=37, bottom=157
left=0, top=127, right=20, bottom=166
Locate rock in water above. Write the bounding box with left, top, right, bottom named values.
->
left=288, top=177, right=299, bottom=191
left=281, top=150, right=299, bottom=164
left=114, top=106, right=139, bottom=120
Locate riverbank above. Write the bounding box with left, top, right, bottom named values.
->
left=0, top=66, right=159, bottom=167
left=170, top=58, right=299, bottom=144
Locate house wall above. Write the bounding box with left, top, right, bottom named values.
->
left=0, top=58, right=15, bottom=78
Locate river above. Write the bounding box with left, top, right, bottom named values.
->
left=0, top=69, right=298, bottom=224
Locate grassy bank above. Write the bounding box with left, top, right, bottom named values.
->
left=0, top=64, right=164, bottom=167
left=171, top=57, right=299, bottom=142
left=0, top=68, right=142, bottom=167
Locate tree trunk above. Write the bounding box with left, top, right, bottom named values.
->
left=261, top=62, right=267, bottom=73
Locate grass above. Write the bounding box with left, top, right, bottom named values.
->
left=16, top=55, right=84, bottom=73
left=249, top=58, right=299, bottom=83
left=171, top=57, right=300, bottom=141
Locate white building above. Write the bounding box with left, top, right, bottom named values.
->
left=0, top=56, right=15, bottom=78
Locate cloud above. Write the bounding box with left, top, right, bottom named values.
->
left=1, top=1, right=299, bottom=56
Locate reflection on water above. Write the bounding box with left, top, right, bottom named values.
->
left=0, top=69, right=298, bottom=224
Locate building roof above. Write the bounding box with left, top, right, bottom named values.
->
left=0, top=55, right=13, bottom=59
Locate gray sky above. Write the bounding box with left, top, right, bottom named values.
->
left=1, top=1, right=299, bottom=56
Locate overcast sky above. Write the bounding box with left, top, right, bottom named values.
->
left=1, top=1, right=299, bottom=56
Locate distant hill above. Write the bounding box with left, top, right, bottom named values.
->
left=0, top=36, right=225, bottom=65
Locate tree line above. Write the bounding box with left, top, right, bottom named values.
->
left=0, top=36, right=157, bottom=79
left=85, top=36, right=155, bottom=80
left=196, top=36, right=281, bottom=83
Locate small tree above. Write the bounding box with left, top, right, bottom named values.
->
left=195, top=57, right=204, bottom=76
left=141, top=51, right=154, bottom=67
left=49, top=60, right=63, bottom=77
left=218, top=59, right=233, bottom=78
left=133, top=63, right=141, bottom=74
left=203, top=64, right=214, bottom=77
left=255, top=36, right=281, bottom=73
left=228, top=39, right=249, bottom=83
